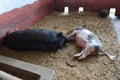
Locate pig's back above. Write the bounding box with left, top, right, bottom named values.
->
left=5, top=29, right=58, bottom=43
left=3, top=29, right=61, bottom=51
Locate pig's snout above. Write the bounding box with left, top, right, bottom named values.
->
left=64, top=37, right=71, bottom=43
left=67, top=33, right=76, bottom=42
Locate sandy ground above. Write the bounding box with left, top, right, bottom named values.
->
left=0, top=12, right=120, bottom=80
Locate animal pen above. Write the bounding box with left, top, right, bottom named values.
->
left=0, top=0, right=120, bottom=80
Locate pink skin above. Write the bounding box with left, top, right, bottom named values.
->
left=67, top=27, right=116, bottom=60
left=76, top=37, right=86, bottom=48
left=69, top=34, right=86, bottom=47
left=67, top=28, right=100, bottom=59
left=68, top=34, right=95, bottom=56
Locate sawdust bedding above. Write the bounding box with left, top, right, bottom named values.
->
left=0, top=12, right=120, bottom=80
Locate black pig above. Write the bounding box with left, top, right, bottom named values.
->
left=4, top=29, right=69, bottom=51
left=99, top=9, right=109, bottom=18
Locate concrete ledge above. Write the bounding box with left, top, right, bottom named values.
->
left=0, top=55, right=55, bottom=80
left=0, top=63, right=41, bottom=80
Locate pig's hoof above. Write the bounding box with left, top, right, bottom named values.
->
left=74, top=53, right=83, bottom=57
left=74, top=54, right=80, bottom=57
left=78, top=56, right=86, bottom=60
left=109, top=55, right=116, bottom=60
left=78, top=57, right=84, bottom=60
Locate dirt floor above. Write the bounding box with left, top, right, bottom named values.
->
left=0, top=12, right=120, bottom=80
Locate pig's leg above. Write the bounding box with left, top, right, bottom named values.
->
left=74, top=49, right=87, bottom=59
left=77, top=44, right=94, bottom=59
left=78, top=47, right=90, bottom=59
left=74, top=47, right=88, bottom=59
left=74, top=49, right=85, bottom=57
left=78, top=53, right=87, bottom=59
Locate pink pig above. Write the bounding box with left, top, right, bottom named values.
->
left=67, top=26, right=115, bottom=60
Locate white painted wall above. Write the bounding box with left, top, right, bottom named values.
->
left=0, top=0, right=37, bottom=14
left=112, top=19, right=120, bottom=45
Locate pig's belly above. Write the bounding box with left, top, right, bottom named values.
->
left=76, top=39, right=86, bottom=48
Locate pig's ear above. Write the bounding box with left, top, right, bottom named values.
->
left=57, top=32, right=63, bottom=37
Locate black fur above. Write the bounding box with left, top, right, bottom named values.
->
left=4, top=29, right=69, bottom=51
left=99, top=9, right=109, bottom=18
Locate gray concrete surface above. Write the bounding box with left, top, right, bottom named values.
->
left=112, top=19, right=120, bottom=45
left=0, top=55, right=55, bottom=80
